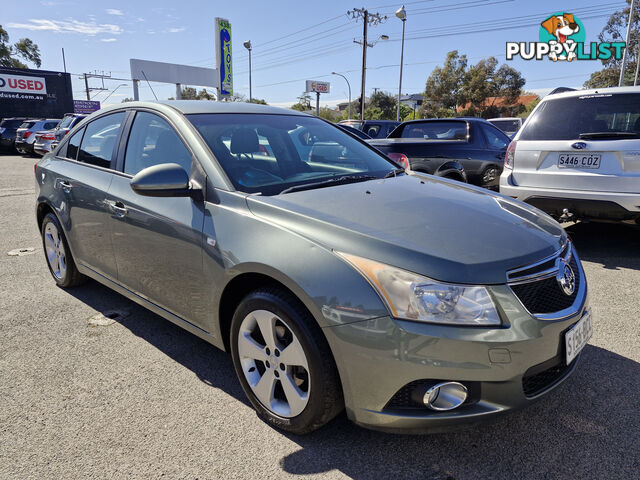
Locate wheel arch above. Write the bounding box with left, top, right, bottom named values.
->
left=434, top=160, right=467, bottom=182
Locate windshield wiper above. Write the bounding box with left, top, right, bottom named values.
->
left=579, top=131, right=640, bottom=139
left=384, top=168, right=406, bottom=178
left=279, top=174, right=378, bottom=194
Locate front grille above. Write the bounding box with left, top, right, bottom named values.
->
left=507, top=241, right=584, bottom=318
left=511, top=255, right=580, bottom=314
left=522, top=358, right=573, bottom=397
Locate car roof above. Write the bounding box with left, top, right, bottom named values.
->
left=156, top=100, right=308, bottom=116
left=488, top=117, right=521, bottom=121
left=544, top=85, right=640, bottom=100
left=404, top=117, right=488, bottom=124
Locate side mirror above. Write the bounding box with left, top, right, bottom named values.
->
left=130, top=163, right=193, bottom=197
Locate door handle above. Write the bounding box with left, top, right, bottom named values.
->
left=107, top=200, right=128, bottom=217
left=58, top=180, right=73, bottom=193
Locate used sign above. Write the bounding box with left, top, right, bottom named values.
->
left=0, top=73, right=47, bottom=94
left=306, top=80, right=330, bottom=94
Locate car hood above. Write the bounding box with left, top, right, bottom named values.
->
left=246, top=174, right=566, bottom=285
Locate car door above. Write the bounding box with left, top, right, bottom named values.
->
left=476, top=123, right=509, bottom=187
left=53, top=111, right=125, bottom=280
left=107, top=110, right=207, bottom=327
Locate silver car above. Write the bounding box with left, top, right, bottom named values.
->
left=15, top=119, right=60, bottom=155
left=33, top=113, right=86, bottom=156
left=36, top=101, right=591, bottom=434
left=501, top=86, right=640, bottom=222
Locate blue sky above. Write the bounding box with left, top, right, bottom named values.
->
left=2, top=0, right=626, bottom=108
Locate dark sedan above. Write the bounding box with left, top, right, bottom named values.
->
left=368, top=118, right=510, bottom=189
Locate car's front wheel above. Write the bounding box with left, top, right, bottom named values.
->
left=230, top=288, right=343, bottom=434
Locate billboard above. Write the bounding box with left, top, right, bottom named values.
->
left=306, top=80, right=330, bottom=94
left=215, top=17, right=233, bottom=97
left=73, top=100, right=101, bottom=114
left=0, top=67, right=73, bottom=118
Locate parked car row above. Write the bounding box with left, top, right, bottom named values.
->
left=0, top=113, right=86, bottom=156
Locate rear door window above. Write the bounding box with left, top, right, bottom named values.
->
left=77, top=112, right=125, bottom=168
left=481, top=124, right=510, bottom=149
left=520, top=93, right=640, bottom=140
left=400, top=121, right=468, bottom=140
left=123, top=111, right=192, bottom=176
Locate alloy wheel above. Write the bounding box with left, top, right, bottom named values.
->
left=44, top=222, right=67, bottom=280
left=237, top=309, right=310, bottom=417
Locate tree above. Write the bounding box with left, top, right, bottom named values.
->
left=462, top=58, right=525, bottom=117
left=420, top=50, right=467, bottom=118
left=248, top=98, right=268, bottom=105
left=169, top=87, right=216, bottom=100
left=0, top=25, right=41, bottom=68
left=421, top=50, right=525, bottom=118
left=121, top=97, right=134, bottom=103
left=317, top=107, right=341, bottom=122
left=368, top=91, right=397, bottom=119
left=291, top=92, right=312, bottom=112
left=585, top=1, right=639, bottom=88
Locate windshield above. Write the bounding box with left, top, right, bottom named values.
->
left=520, top=93, right=640, bottom=140
left=58, top=115, right=76, bottom=129
left=490, top=119, right=520, bottom=133
left=187, top=113, right=399, bottom=195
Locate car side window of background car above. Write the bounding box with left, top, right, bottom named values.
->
left=482, top=124, right=509, bottom=149
left=124, top=112, right=192, bottom=176
left=64, top=127, right=85, bottom=160
left=77, top=112, right=125, bottom=169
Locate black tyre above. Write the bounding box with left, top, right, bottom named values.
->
left=230, top=288, right=343, bottom=434
left=41, top=212, right=86, bottom=288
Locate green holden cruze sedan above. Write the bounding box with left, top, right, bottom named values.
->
left=35, top=101, right=591, bottom=434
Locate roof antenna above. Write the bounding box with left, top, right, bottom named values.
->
left=140, top=70, right=158, bottom=100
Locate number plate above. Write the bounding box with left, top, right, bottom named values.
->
left=557, top=153, right=601, bottom=169
left=565, top=310, right=593, bottom=365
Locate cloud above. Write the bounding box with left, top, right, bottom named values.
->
left=7, top=19, right=123, bottom=35
left=101, top=38, right=117, bottom=42
left=168, top=27, right=185, bottom=33
left=106, top=9, right=123, bottom=15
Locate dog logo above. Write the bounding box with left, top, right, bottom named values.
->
left=506, top=12, right=625, bottom=62
left=540, top=13, right=581, bottom=61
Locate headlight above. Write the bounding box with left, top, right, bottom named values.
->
left=337, top=252, right=501, bottom=326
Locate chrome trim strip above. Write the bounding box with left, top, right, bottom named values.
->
left=506, top=239, right=571, bottom=283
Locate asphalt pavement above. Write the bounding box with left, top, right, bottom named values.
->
left=1, top=153, right=638, bottom=479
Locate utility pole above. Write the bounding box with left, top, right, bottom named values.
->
left=620, top=0, right=636, bottom=86
left=84, top=73, right=90, bottom=100
left=348, top=8, right=387, bottom=120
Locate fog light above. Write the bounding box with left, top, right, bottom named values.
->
left=423, top=382, right=468, bottom=411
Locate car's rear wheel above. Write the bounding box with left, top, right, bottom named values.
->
left=230, top=288, right=343, bottom=434
left=41, top=213, right=86, bottom=288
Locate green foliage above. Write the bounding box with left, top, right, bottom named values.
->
left=585, top=1, right=639, bottom=88
left=318, top=107, right=341, bottom=122
left=421, top=50, right=525, bottom=118
left=367, top=91, right=397, bottom=119
left=363, top=106, right=384, bottom=120
left=0, top=25, right=41, bottom=68
left=121, top=97, right=134, bottom=103
left=421, top=50, right=467, bottom=117
left=173, top=87, right=216, bottom=100
left=248, top=98, right=268, bottom=105
left=519, top=96, right=540, bottom=118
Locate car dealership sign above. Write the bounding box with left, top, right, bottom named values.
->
left=0, top=73, right=47, bottom=95
left=306, top=80, right=330, bottom=94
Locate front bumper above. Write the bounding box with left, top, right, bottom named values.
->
left=322, top=284, right=588, bottom=433
left=500, top=171, right=640, bottom=220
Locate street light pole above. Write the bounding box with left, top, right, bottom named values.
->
left=396, top=5, right=406, bottom=122
left=243, top=40, right=252, bottom=102
left=331, top=72, right=352, bottom=119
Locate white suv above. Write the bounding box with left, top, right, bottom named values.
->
left=500, top=86, right=640, bottom=223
